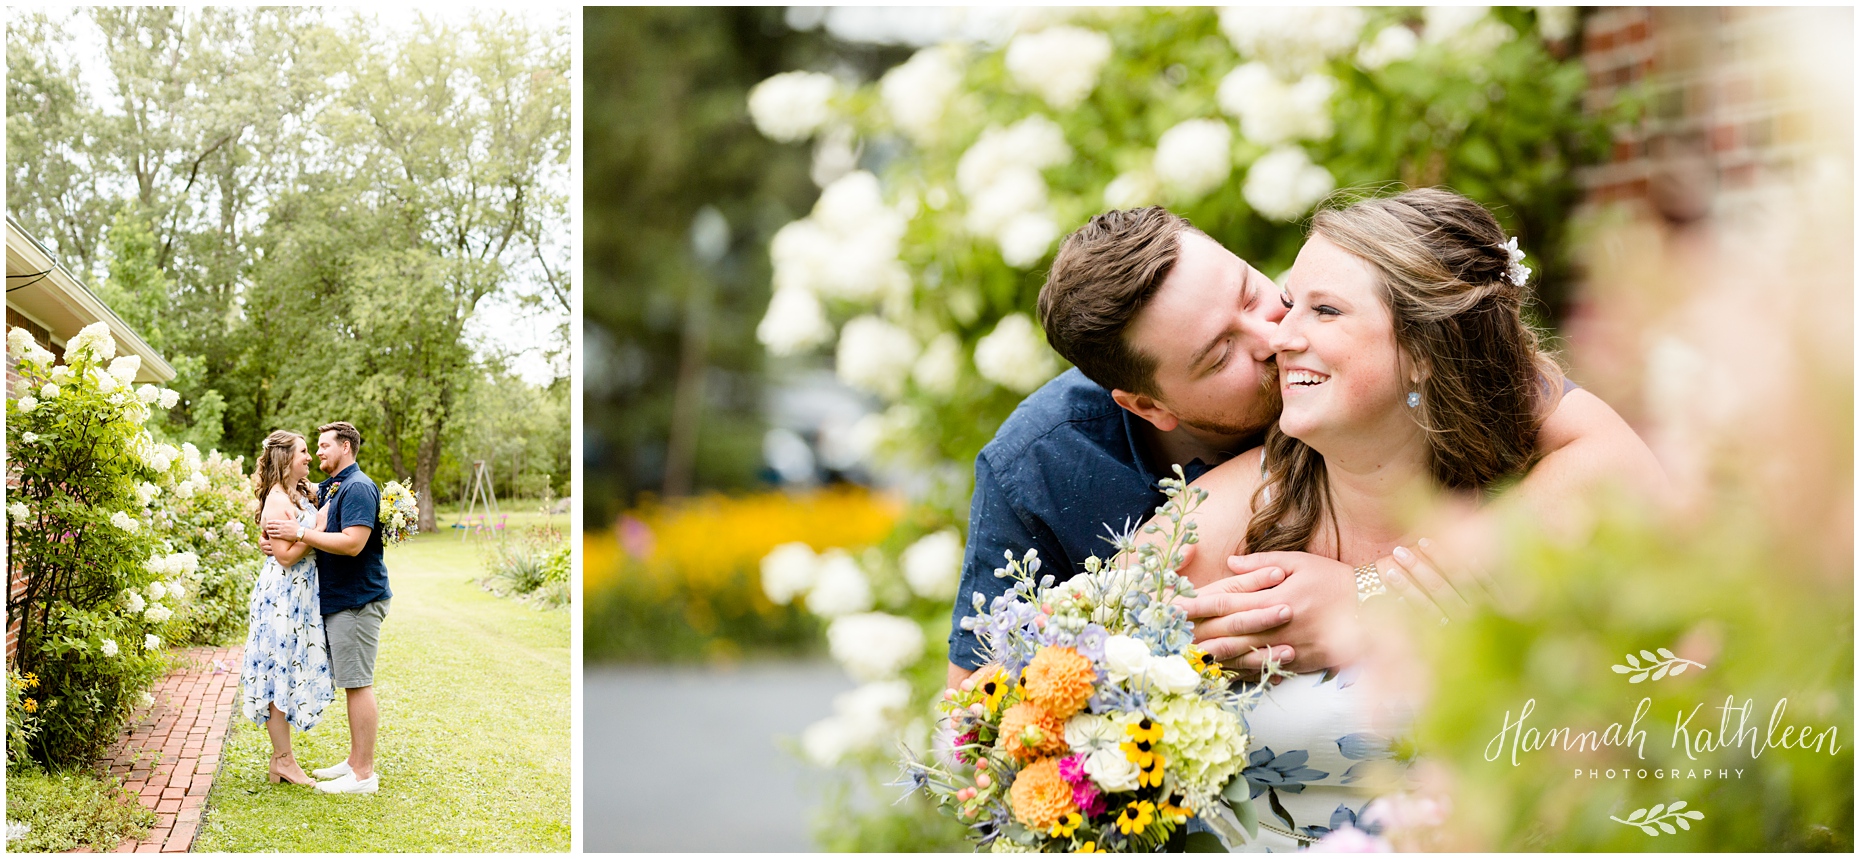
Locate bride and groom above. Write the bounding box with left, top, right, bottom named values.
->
left=242, top=421, right=393, bottom=794
left=946, top=189, right=1666, bottom=846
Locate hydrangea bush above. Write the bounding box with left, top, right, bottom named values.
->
left=4, top=324, right=252, bottom=767
left=746, top=7, right=1617, bottom=850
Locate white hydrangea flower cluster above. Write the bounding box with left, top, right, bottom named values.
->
left=7, top=327, right=54, bottom=366
left=1244, top=145, right=1337, bottom=222
left=1357, top=24, right=1421, bottom=70
left=1217, top=62, right=1337, bottom=146
left=898, top=529, right=963, bottom=600
left=880, top=47, right=964, bottom=143
left=1004, top=25, right=1114, bottom=111
left=747, top=70, right=838, bottom=143
left=1218, top=6, right=1366, bottom=76
left=758, top=171, right=911, bottom=357
left=909, top=333, right=963, bottom=398
left=64, top=322, right=117, bottom=364
left=826, top=612, right=926, bottom=681
left=107, top=355, right=141, bottom=385
left=957, top=116, right=1071, bottom=268
left=835, top=315, right=918, bottom=400
left=109, top=511, right=140, bottom=533
left=1154, top=118, right=1235, bottom=200
left=1423, top=6, right=1515, bottom=54
left=801, top=678, right=911, bottom=766
left=972, top=313, right=1060, bottom=394
left=1151, top=689, right=1251, bottom=806
left=757, top=542, right=875, bottom=618
left=7, top=503, right=29, bottom=522
left=145, top=552, right=200, bottom=578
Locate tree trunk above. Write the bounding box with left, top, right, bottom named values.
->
left=413, top=419, right=444, bottom=533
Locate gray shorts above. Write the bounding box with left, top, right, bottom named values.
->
left=325, top=599, right=389, bottom=688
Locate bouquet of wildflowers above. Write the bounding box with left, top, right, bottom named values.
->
left=379, top=480, right=419, bottom=545
left=900, top=468, right=1275, bottom=852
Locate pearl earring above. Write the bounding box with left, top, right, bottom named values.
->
left=1406, top=391, right=1421, bottom=408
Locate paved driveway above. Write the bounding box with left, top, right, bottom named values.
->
left=583, top=661, right=855, bottom=851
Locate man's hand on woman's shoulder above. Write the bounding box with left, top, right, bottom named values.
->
left=1176, top=550, right=1361, bottom=674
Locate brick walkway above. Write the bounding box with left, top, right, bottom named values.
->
left=77, top=645, right=243, bottom=854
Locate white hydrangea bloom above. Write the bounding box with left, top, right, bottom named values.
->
left=835, top=315, right=919, bottom=400
left=1103, top=170, right=1160, bottom=210
left=747, top=71, right=837, bottom=143
left=964, top=166, right=1049, bottom=238
left=7, top=503, right=28, bottom=522
left=144, top=603, right=173, bottom=624
left=1534, top=6, right=1577, bottom=41
left=157, top=388, right=179, bottom=409
left=764, top=171, right=909, bottom=308
left=20, top=432, right=36, bottom=444
left=801, top=679, right=911, bottom=766
left=109, top=511, right=140, bottom=532
left=6, top=327, right=34, bottom=359
left=166, top=579, right=186, bottom=601
left=124, top=590, right=147, bottom=615
left=997, top=211, right=1060, bottom=269
left=224, top=520, right=246, bottom=538
left=40, top=383, right=60, bottom=400
left=881, top=47, right=964, bottom=142
left=24, top=344, right=54, bottom=366
left=145, top=634, right=161, bottom=651
left=757, top=287, right=834, bottom=357
left=760, top=542, right=820, bottom=606
left=1154, top=119, right=1235, bottom=199
left=1217, top=63, right=1336, bottom=146
left=66, top=322, right=117, bottom=363
left=148, top=580, right=167, bottom=601
left=89, top=368, right=119, bottom=395
left=1243, top=145, right=1336, bottom=222
left=49, top=365, right=72, bottom=384
left=956, top=116, right=1071, bottom=199
left=173, top=552, right=199, bottom=575
left=181, top=443, right=202, bottom=472
left=826, top=612, right=926, bottom=681
left=973, top=313, right=1060, bottom=394
left=768, top=219, right=835, bottom=294
left=1357, top=24, right=1421, bottom=70
left=1005, top=25, right=1115, bottom=110
left=900, top=529, right=963, bottom=600
left=1424, top=5, right=1515, bottom=54
left=135, top=482, right=161, bottom=505
left=910, top=333, right=963, bottom=398
left=107, top=355, right=142, bottom=385
left=137, top=384, right=160, bottom=404
left=1423, top=6, right=1489, bottom=43
left=1219, top=6, right=1365, bottom=76
left=805, top=549, right=874, bottom=618
left=16, top=396, right=37, bottom=413
left=100, top=639, right=120, bottom=658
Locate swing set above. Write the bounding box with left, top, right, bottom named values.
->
left=452, top=460, right=507, bottom=538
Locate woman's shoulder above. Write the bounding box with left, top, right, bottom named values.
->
left=1192, top=446, right=1267, bottom=501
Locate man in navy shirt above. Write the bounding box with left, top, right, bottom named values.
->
left=264, top=420, right=392, bottom=794
left=947, top=208, right=1666, bottom=686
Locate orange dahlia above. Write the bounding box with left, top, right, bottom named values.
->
left=1022, top=646, right=1096, bottom=719
left=1009, top=757, right=1077, bottom=830
left=997, top=701, right=1069, bottom=761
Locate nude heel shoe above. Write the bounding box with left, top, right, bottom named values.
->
left=269, top=751, right=314, bottom=786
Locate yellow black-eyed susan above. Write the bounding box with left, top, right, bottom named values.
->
left=1075, top=841, right=1101, bottom=853
left=1048, top=811, right=1082, bottom=838
left=979, top=668, right=1009, bottom=713
left=1159, top=793, right=1193, bottom=822
left=1115, top=800, right=1156, bottom=836
left=1126, top=716, right=1164, bottom=745
left=1185, top=645, right=1223, bottom=678
left=1138, top=753, right=1166, bottom=788
left=1120, top=739, right=1155, bottom=768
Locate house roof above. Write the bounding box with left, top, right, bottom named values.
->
left=6, top=215, right=176, bottom=383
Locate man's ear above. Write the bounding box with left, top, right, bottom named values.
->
left=1110, top=388, right=1180, bottom=433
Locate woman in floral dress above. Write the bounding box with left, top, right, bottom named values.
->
left=240, top=430, right=336, bottom=786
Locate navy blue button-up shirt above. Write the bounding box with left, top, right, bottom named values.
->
left=947, top=369, right=1226, bottom=670
left=316, top=463, right=392, bottom=615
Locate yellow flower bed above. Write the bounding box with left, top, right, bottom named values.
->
left=584, top=487, right=901, bottom=606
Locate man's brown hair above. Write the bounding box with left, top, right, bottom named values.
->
left=1037, top=207, right=1203, bottom=397
left=318, top=421, right=363, bottom=455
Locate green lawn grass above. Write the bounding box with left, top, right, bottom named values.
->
left=193, top=528, right=570, bottom=852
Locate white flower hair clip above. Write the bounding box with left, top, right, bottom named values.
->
left=1503, top=236, right=1532, bottom=287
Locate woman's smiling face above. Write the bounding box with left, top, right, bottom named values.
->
left=1269, top=233, right=1415, bottom=449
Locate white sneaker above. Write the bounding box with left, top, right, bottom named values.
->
left=315, top=772, right=378, bottom=794
left=311, top=761, right=352, bottom=780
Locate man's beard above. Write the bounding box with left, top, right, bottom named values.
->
left=1177, top=360, right=1282, bottom=438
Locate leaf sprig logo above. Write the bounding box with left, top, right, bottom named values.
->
left=1611, top=647, right=1706, bottom=684
left=1610, top=801, right=1704, bottom=836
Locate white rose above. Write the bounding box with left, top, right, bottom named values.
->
left=760, top=542, right=820, bottom=606
left=107, top=355, right=142, bottom=385
left=7, top=503, right=27, bottom=522
left=136, top=384, right=160, bottom=404
left=806, top=549, right=874, bottom=618
left=997, top=212, right=1060, bottom=269
left=6, top=327, right=34, bottom=359
left=881, top=47, right=963, bottom=142
left=145, top=634, right=162, bottom=651
left=157, top=389, right=179, bottom=409
left=1102, top=634, right=1154, bottom=681
left=109, top=511, right=139, bottom=532
left=1104, top=171, right=1160, bottom=210
left=40, top=383, right=60, bottom=400
left=827, top=612, right=926, bottom=681
left=100, top=638, right=120, bottom=657
left=835, top=316, right=918, bottom=400
left=1357, top=24, right=1420, bottom=70
left=1219, top=6, right=1365, bottom=76
left=16, top=395, right=37, bottom=413
left=1005, top=25, right=1114, bottom=111
left=900, top=529, right=964, bottom=600
left=1155, top=119, right=1234, bottom=199
left=1084, top=746, right=1143, bottom=792
left=1149, top=655, right=1204, bottom=695
left=910, top=333, right=963, bottom=398
left=973, top=313, right=1060, bottom=395
left=747, top=71, right=837, bottom=143
left=1244, top=145, right=1336, bottom=222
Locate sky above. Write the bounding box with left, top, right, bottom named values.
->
left=17, top=4, right=573, bottom=385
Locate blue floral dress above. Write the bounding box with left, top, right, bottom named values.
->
left=240, top=498, right=335, bottom=730
left=1232, top=668, right=1404, bottom=851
